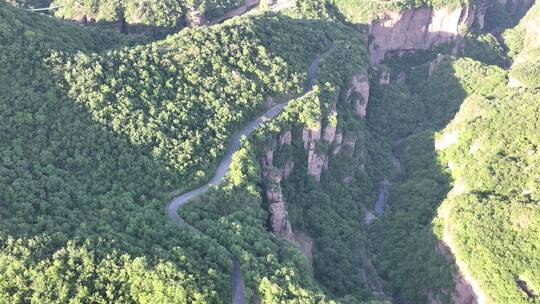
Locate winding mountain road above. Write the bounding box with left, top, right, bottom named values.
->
left=166, top=47, right=329, bottom=304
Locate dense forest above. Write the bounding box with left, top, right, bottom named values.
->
left=0, top=1, right=374, bottom=302
left=360, top=3, right=540, bottom=302
left=8, top=0, right=252, bottom=36
left=1, top=0, right=539, bottom=303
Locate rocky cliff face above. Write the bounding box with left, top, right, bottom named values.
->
left=368, top=2, right=488, bottom=64
left=303, top=123, right=325, bottom=182
left=206, top=0, right=259, bottom=25
left=347, top=72, right=371, bottom=117
left=430, top=241, right=480, bottom=304
left=428, top=53, right=447, bottom=79
left=261, top=67, right=370, bottom=234
left=301, top=75, right=369, bottom=181
left=261, top=137, right=294, bottom=240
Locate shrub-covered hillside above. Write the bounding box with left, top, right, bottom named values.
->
left=8, top=0, right=254, bottom=35
left=361, top=24, right=540, bottom=304
left=296, top=0, right=480, bottom=23
left=2, top=0, right=539, bottom=303
left=0, top=2, right=373, bottom=302
left=51, top=0, right=246, bottom=26
left=436, top=58, right=540, bottom=303
left=505, top=2, right=540, bottom=88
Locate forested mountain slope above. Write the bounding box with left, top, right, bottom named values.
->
left=9, top=0, right=253, bottom=28
left=436, top=57, right=540, bottom=303
left=7, top=0, right=263, bottom=38
left=505, top=1, right=540, bottom=87
left=357, top=1, right=540, bottom=302
left=0, top=1, right=375, bottom=302
left=2, top=0, right=540, bottom=303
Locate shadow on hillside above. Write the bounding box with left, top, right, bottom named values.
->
left=364, top=58, right=469, bottom=303
left=65, top=17, right=179, bottom=39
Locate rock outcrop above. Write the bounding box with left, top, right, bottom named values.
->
left=293, top=231, right=315, bottom=276
left=267, top=0, right=296, bottom=12
left=261, top=67, right=370, bottom=239
left=298, top=74, right=369, bottom=181
left=261, top=130, right=295, bottom=240
left=279, top=130, right=292, bottom=145
left=379, top=69, right=391, bottom=85
left=431, top=241, right=479, bottom=304
left=368, top=2, right=488, bottom=64
left=302, top=122, right=325, bottom=181
left=347, top=72, right=370, bottom=117
left=428, top=53, right=447, bottom=79
left=207, top=0, right=259, bottom=25
left=264, top=168, right=294, bottom=240
left=333, top=132, right=343, bottom=155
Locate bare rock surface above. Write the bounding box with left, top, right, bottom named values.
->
left=379, top=69, right=391, bottom=85
left=434, top=241, right=480, bottom=304
left=347, top=72, right=370, bottom=117
left=279, top=130, right=292, bottom=146
left=168, top=44, right=330, bottom=304
left=282, top=159, right=294, bottom=179
left=307, top=145, right=326, bottom=182
left=208, top=0, right=260, bottom=25
left=368, top=3, right=486, bottom=64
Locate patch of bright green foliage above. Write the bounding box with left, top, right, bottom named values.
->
left=297, top=0, right=474, bottom=23
left=437, top=58, right=540, bottom=303
left=505, top=2, right=540, bottom=88
left=0, top=2, right=372, bottom=302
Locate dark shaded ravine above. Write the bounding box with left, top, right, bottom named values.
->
left=368, top=141, right=402, bottom=222
left=361, top=140, right=404, bottom=301
left=166, top=47, right=330, bottom=304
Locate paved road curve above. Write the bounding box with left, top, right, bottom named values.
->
left=166, top=47, right=329, bottom=304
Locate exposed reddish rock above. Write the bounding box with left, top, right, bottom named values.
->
left=302, top=124, right=322, bottom=150
left=279, top=130, right=292, bottom=146
left=267, top=0, right=296, bottom=11
left=379, top=69, right=391, bottom=85
left=323, top=123, right=337, bottom=144
left=282, top=160, right=294, bottom=179
left=74, top=15, right=87, bottom=25
left=368, top=3, right=487, bottom=64
left=307, top=144, right=326, bottom=182
left=342, top=135, right=357, bottom=157
left=302, top=120, right=331, bottom=181
left=343, top=176, right=354, bottom=184
left=260, top=133, right=295, bottom=241
left=208, top=0, right=259, bottom=25
left=333, top=132, right=344, bottom=155
left=262, top=147, right=274, bottom=168
left=347, top=72, right=370, bottom=117
left=433, top=241, right=479, bottom=304
left=322, top=96, right=338, bottom=142
left=263, top=165, right=294, bottom=240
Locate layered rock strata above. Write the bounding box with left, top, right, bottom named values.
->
left=368, top=2, right=488, bottom=64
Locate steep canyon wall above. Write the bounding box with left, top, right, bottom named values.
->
left=368, top=1, right=488, bottom=64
